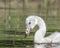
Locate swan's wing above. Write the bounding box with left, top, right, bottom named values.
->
left=44, top=32, right=60, bottom=48
left=47, top=32, right=60, bottom=38
left=45, top=32, right=60, bottom=42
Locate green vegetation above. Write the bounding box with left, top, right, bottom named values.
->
left=0, top=0, right=60, bottom=48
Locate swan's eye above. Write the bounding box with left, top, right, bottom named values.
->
left=29, top=22, right=31, bottom=24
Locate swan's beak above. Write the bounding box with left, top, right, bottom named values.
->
left=25, top=28, right=30, bottom=38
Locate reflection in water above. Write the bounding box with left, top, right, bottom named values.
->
left=25, top=45, right=30, bottom=48
left=25, top=45, right=33, bottom=48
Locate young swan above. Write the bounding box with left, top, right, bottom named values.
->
left=25, top=15, right=60, bottom=48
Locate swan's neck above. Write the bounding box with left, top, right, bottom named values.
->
left=34, top=18, right=46, bottom=43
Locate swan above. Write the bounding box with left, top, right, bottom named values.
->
left=25, top=15, right=60, bottom=48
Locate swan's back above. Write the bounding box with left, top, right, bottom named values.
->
left=48, top=32, right=60, bottom=37
left=46, top=32, right=60, bottom=42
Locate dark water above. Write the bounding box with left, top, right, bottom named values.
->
left=0, top=40, right=33, bottom=48
left=0, top=45, right=33, bottom=48
left=0, top=40, right=60, bottom=48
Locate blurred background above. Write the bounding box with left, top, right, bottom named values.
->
left=0, top=0, right=60, bottom=48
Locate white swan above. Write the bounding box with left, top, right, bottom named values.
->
left=25, top=15, right=60, bottom=48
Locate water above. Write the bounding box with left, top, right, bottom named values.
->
left=0, top=45, right=33, bottom=48
left=0, top=41, right=60, bottom=48
left=0, top=40, right=34, bottom=48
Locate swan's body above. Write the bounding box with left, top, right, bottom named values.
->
left=25, top=16, right=60, bottom=48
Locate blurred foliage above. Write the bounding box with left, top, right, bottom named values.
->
left=0, top=0, right=60, bottom=47
left=0, top=0, right=59, bottom=40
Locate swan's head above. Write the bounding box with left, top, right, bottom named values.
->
left=25, top=16, right=38, bottom=37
